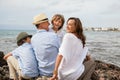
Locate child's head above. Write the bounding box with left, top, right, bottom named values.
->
left=51, top=14, right=65, bottom=30
left=17, top=32, right=32, bottom=46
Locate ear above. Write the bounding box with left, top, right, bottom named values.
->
left=22, top=39, right=26, bottom=42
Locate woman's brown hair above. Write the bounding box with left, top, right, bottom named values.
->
left=67, top=17, right=86, bottom=47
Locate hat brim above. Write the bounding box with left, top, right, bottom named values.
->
left=32, top=20, right=48, bottom=25
left=28, top=35, right=32, bottom=38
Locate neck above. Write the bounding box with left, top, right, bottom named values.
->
left=52, top=27, right=59, bottom=33
left=37, top=26, right=48, bottom=31
left=72, top=32, right=78, bottom=37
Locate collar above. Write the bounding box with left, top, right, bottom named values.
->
left=37, top=29, right=47, bottom=33
left=52, top=28, right=63, bottom=33
left=21, top=42, right=30, bottom=46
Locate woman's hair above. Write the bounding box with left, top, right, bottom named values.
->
left=67, top=17, right=86, bottom=47
left=51, top=14, right=65, bottom=30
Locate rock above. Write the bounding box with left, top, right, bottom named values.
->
left=0, top=51, right=4, bottom=58
left=0, top=51, right=9, bottom=80
left=0, top=51, right=7, bottom=67
left=0, top=65, right=9, bottom=80
left=91, top=60, right=120, bottom=80
left=0, top=51, right=120, bottom=80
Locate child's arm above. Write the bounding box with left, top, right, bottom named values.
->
left=3, top=53, right=12, bottom=60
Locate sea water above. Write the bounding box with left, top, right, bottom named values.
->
left=0, top=29, right=120, bottom=67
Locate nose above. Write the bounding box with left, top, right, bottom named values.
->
left=56, top=21, right=59, bottom=24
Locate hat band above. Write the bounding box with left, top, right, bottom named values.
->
left=40, top=18, right=48, bottom=21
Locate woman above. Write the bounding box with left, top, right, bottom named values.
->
left=49, top=14, right=65, bottom=44
left=50, top=17, right=95, bottom=80
left=4, top=32, right=39, bottom=80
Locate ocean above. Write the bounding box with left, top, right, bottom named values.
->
left=0, top=29, right=120, bottom=67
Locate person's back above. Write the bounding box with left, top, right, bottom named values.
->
left=32, top=13, right=60, bottom=77
left=31, top=30, right=59, bottom=76
left=4, top=32, right=39, bottom=80
left=12, top=42, right=39, bottom=77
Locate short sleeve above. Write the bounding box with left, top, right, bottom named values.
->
left=11, top=48, right=19, bottom=59
left=59, top=33, right=76, bottom=60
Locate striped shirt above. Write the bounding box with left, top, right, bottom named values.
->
left=12, top=43, right=39, bottom=77
left=49, top=28, right=65, bottom=44
left=31, top=29, right=60, bottom=76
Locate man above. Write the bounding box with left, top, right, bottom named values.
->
left=31, top=13, right=60, bottom=80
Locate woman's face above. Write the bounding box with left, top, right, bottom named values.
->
left=66, top=19, right=76, bottom=33
left=53, top=19, right=62, bottom=29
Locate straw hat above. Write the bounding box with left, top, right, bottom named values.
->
left=33, top=13, right=48, bottom=25
left=17, top=32, right=32, bottom=43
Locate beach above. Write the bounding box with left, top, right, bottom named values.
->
left=0, top=29, right=120, bottom=67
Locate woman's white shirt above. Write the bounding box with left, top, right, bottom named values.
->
left=58, top=33, right=88, bottom=80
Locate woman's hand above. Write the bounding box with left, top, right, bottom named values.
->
left=50, top=55, right=63, bottom=80
left=50, top=74, right=58, bottom=80
left=50, top=70, right=58, bottom=80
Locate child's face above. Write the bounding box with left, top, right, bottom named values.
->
left=53, top=19, right=62, bottom=29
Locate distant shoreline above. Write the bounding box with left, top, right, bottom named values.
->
left=84, top=27, right=120, bottom=32
left=0, top=27, right=120, bottom=32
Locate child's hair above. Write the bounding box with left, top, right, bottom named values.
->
left=51, top=14, right=65, bottom=30
left=17, top=37, right=27, bottom=46
left=17, top=36, right=32, bottom=46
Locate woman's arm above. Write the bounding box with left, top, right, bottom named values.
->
left=50, top=54, right=63, bottom=80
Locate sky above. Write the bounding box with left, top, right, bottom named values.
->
left=0, top=0, right=120, bottom=30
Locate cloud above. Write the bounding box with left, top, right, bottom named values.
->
left=0, top=0, right=120, bottom=29
left=100, top=1, right=120, bottom=16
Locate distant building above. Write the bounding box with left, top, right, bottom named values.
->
left=84, top=27, right=120, bottom=31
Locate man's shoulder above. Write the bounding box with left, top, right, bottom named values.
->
left=47, top=31, right=57, bottom=36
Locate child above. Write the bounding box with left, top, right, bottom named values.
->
left=49, top=14, right=65, bottom=44
left=4, top=32, right=39, bottom=80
